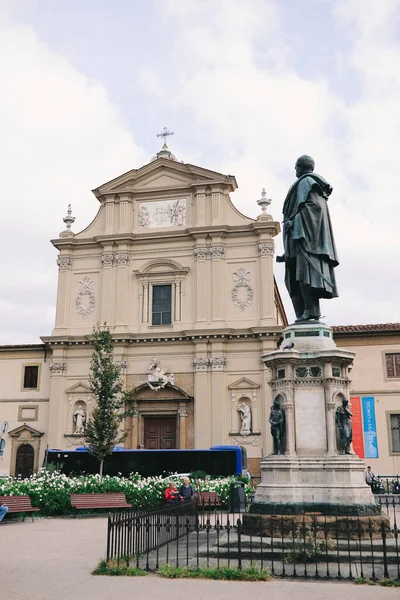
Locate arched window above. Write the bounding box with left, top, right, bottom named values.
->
left=16, top=444, right=34, bottom=479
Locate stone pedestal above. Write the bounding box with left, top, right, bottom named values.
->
left=252, top=322, right=377, bottom=515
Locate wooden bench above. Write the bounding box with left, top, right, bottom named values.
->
left=69, top=493, right=132, bottom=514
left=195, top=491, right=221, bottom=508
left=0, top=495, right=40, bottom=521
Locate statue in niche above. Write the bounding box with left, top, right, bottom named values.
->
left=73, top=404, right=86, bottom=434
left=269, top=398, right=285, bottom=455
left=238, top=402, right=252, bottom=435
left=336, top=398, right=353, bottom=454
left=276, top=155, right=339, bottom=322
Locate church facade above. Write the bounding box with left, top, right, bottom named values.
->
left=0, top=145, right=287, bottom=478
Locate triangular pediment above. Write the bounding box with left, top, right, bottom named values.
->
left=228, top=377, right=260, bottom=390
left=9, top=424, right=44, bottom=438
left=130, top=382, right=193, bottom=401
left=65, top=382, right=91, bottom=394
left=92, top=159, right=237, bottom=198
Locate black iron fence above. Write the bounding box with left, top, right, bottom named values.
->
left=106, top=496, right=400, bottom=581
left=373, top=475, right=400, bottom=495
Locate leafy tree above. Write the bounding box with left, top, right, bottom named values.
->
left=84, top=324, right=130, bottom=475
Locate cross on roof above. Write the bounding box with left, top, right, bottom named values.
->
left=156, top=126, right=174, bottom=147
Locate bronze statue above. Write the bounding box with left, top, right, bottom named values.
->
left=269, top=398, right=285, bottom=455
left=277, top=155, right=339, bottom=322
left=336, top=398, right=352, bottom=454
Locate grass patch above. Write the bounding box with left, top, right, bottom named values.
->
left=158, top=565, right=271, bottom=581
left=92, top=559, right=147, bottom=577
left=379, top=579, right=400, bottom=587
left=355, top=577, right=377, bottom=586
left=355, top=577, right=400, bottom=587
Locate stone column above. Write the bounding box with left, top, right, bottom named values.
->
left=47, top=359, right=67, bottom=448
left=100, top=246, right=114, bottom=325
left=105, top=196, right=115, bottom=234
left=142, top=281, right=149, bottom=323
left=54, top=255, right=72, bottom=333
left=130, top=414, right=139, bottom=448
left=118, top=193, right=133, bottom=234
left=211, top=240, right=224, bottom=325
left=114, top=249, right=130, bottom=333
left=193, top=353, right=210, bottom=447
left=210, top=353, right=227, bottom=444
left=325, top=388, right=337, bottom=455
left=211, top=189, right=222, bottom=226
left=258, top=240, right=275, bottom=325
left=230, top=390, right=237, bottom=433
left=115, top=359, right=128, bottom=444
left=179, top=404, right=188, bottom=449
left=194, top=246, right=207, bottom=326
left=174, top=279, right=181, bottom=322
left=195, top=187, right=206, bottom=226
left=284, top=388, right=296, bottom=456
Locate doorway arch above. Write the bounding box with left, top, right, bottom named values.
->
left=16, top=444, right=34, bottom=478
left=8, top=424, right=44, bottom=477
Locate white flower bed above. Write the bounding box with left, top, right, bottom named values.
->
left=0, top=470, right=251, bottom=515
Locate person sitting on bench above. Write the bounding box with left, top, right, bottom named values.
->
left=164, top=483, right=181, bottom=504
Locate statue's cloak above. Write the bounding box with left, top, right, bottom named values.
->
left=282, top=173, right=339, bottom=299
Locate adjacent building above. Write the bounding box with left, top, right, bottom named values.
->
left=333, top=323, right=400, bottom=475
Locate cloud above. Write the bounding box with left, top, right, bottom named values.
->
left=0, top=14, right=146, bottom=343
left=149, top=0, right=400, bottom=325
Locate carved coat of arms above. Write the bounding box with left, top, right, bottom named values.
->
left=146, top=359, right=175, bottom=391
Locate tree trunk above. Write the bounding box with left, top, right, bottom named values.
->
left=99, top=459, right=104, bottom=476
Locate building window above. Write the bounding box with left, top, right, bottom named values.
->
left=390, top=414, right=400, bottom=453
left=23, top=366, right=39, bottom=389
left=152, top=285, right=172, bottom=325
left=386, top=354, right=400, bottom=378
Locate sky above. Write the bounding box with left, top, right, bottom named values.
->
left=1, top=0, right=400, bottom=343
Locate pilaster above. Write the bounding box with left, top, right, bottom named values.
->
left=194, top=240, right=207, bottom=327
left=114, top=245, right=130, bottom=333
left=118, top=193, right=133, bottom=234
left=211, top=236, right=225, bottom=325
left=53, top=254, right=72, bottom=333
left=210, top=342, right=227, bottom=445
left=47, top=356, right=67, bottom=448
left=194, top=187, right=206, bottom=226
left=193, top=344, right=210, bottom=447
left=100, top=243, right=114, bottom=325
left=258, top=239, right=275, bottom=325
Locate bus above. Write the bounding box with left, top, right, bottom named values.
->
left=44, top=445, right=247, bottom=478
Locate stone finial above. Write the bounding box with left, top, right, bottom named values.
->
left=256, top=188, right=273, bottom=221
left=60, top=204, right=76, bottom=238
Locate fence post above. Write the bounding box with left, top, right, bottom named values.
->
left=237, top=518, right=242, bottom=570
left=106, top=515, right=111, bottom=561
left=381, top=521, right=389, bottom=580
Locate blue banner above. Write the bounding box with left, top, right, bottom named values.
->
left=362, top=396, right=379, bottom=458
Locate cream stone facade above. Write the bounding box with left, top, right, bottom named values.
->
left=2, top=149, right=398, bottom=482
left=0, top=148, right=288, bottom=477
left=0, top=345, right=50, bottom=477
left=332, top=324, right=400, bottom=476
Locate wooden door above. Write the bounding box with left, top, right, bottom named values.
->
left=144, top=418, right=177, bottom=449
left=16, top=444, right=34, bottom=478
